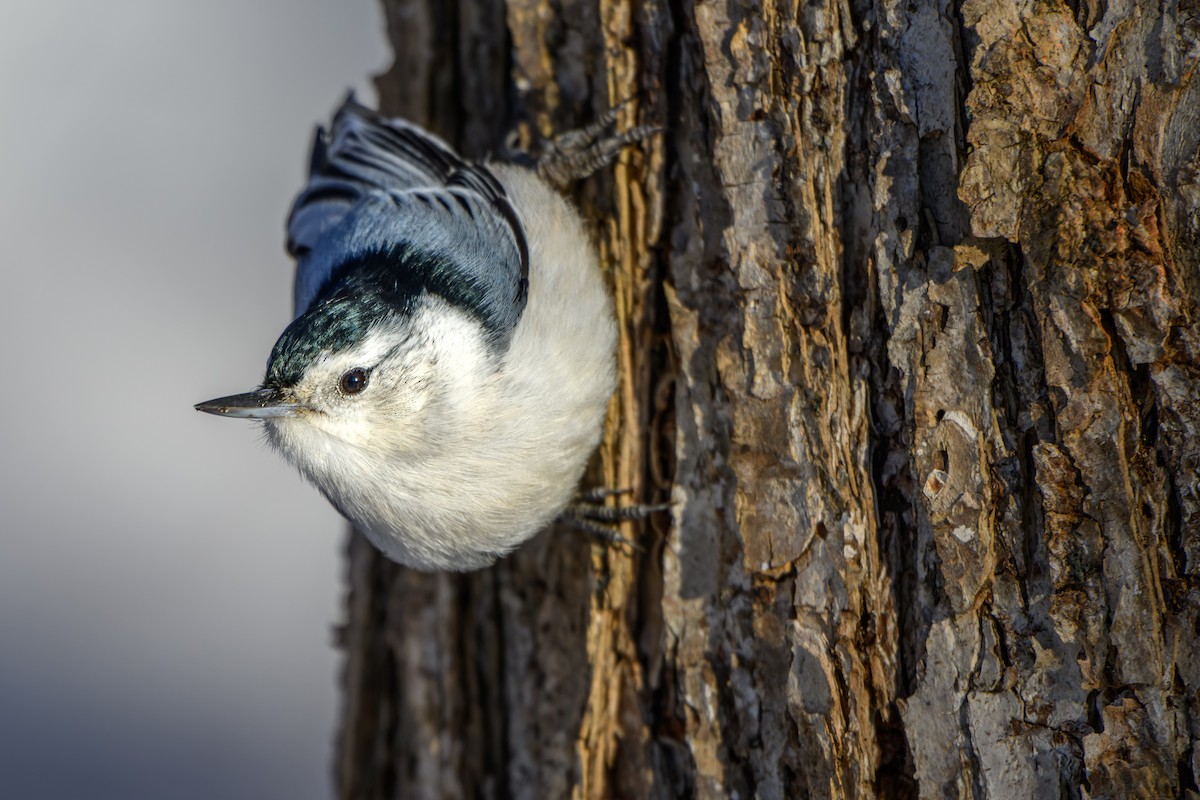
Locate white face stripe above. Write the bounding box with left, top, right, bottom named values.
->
left=280, top=297, right=496, bottom=448
left=307, top=319, right=410, bottom=378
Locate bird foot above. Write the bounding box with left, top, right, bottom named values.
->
left=558, top=487, right=671, bottom=550
left=537, top=105, right=659, bottom=190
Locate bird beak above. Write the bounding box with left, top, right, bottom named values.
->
left=194, top=388, right=301, bottom=419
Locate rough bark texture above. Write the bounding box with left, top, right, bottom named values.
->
left=335, top=0, right=1200, bottom=797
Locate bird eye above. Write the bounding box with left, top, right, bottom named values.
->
left=339, top=368, right=370, bottom=396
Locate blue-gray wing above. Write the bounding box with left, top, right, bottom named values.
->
left=286, top=96, right=529, bottom=336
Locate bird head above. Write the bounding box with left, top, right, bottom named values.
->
left=196, top=254, right=488, bottom=457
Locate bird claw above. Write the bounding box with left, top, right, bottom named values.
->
left=559, top=487, right=671, bottom=551
left=537, top=104, right=659, bottom=190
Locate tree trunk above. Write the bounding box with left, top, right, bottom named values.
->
left=335, top=0, right=1200, bottom=797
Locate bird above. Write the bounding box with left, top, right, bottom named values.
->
left=196, top=95, right=657, bottom=571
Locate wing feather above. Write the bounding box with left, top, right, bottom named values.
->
left=286, top=96, right=529, bottom=338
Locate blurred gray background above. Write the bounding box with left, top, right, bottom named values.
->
left=0, top=2, right=390, bottom=798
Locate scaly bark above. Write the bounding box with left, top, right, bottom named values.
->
left=335, top=0, right=1200, bottom=797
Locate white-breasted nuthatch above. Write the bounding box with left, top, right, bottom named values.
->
left=197, top=97, right=655, bottom=571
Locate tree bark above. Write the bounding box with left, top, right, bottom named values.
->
left=335, top=0, right=1200, bottom=797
